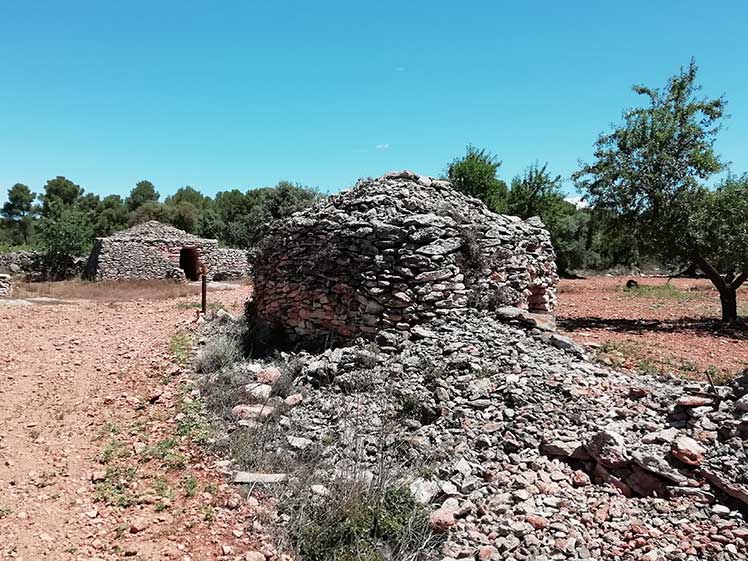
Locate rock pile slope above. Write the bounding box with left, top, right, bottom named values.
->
left=205, top=309, right=747, bottom=560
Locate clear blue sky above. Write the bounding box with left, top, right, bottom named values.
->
left=1, top=0, right=747, bottom=203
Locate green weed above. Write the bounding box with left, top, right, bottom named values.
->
left=181, top=474, right=199, bottom=497
left=175, top=389, right=214, bottom=445
left=623, top=283, right=695, bottom=301
left=95, top=466, right=138, bottom=508
left=101, top=439, right=131, bottom=464
left=141, top=438, right=186, bottom=470
left=169, top=333, right=192, bottom=367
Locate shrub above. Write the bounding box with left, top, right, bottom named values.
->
left=198, top=366, right=252, bottom=421
left=458, top=226, right=486, bottom=272
left=196, top=334, right=241, bottom=374
left=38, top=204, right=93, bottom=280
left=286, top=480, right=436, bottom=561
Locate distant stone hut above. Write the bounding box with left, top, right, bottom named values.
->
left=84, top=221, right=248, bottom=282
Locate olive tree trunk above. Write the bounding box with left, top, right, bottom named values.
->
left=696, top=257, right=747, bottom=322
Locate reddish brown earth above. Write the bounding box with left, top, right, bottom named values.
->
left=2, top=275, right=746, bottom=559
left=557, top=275, right=748, bottom=380
left=0, top=284, right=277, bottom=561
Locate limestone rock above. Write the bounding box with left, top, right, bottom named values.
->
left=586, top=430, right=629, bottom=469
left=671, top=436, right=706, bottom=466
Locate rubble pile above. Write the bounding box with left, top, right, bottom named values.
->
left=209, top=310, right=746, bottom=560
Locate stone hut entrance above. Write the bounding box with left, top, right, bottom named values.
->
left=179, top=247, right=201, bottom=281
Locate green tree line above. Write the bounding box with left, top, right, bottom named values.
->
left=2, top=60, right=745, bottom=319
left=446, top=146, right=639, bottom=276
left=447, top=60, right=747, bottom=321
left=0, top=178, right=320, bottom=256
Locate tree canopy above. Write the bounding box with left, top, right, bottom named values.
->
left=573, top=60, right=745, bottom=321
left=38, top=204, right=94, bottom=279
left=573, top=59, right=725, bottom=258
left=1, top=176, right=320, bottom=265
left=1, top=183, right=36, bottom=244
left=127, top=180, right=160, bottom=211
left=506, top=164, right=587, bottom=275
left=447, top=146, right=508, bottom=213
left=41, top=176, right=83, bottom=216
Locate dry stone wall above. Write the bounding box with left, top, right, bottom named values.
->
left=0, top=274, right=11, bottom=297
left=0, top=250, right=83, bottom=281
left=209, top=247, right=252, bottom=281
left=252, top=170, right=557, bottom=340
left=0, top=251, right=39, bottom=276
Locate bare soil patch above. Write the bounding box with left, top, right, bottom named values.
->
left=0, top=284, right=276, bottom=560
left=11, top=279, right=249, bottom=302
left=557, top=275, right=748, bottom=380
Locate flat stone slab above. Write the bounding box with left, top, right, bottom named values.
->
left=0, top=298, right=32, bottom=306
left=233, top=472, right=288, bottom=484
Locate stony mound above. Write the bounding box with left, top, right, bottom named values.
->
left=252, top=170, right=558, bottom=342
left=198, top=310, right=747, bottom=560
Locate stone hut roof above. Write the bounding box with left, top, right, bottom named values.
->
left=104, top=221, right=208, bottom=243
left=252, top=170, right=558, bottom=341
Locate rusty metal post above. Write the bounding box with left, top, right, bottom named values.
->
left=201, top=263, right=208, bottom=314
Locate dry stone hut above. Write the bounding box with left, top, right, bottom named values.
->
left=252, top=170, right=558, bottom=341
left=84, top=221, right=248, bottom=281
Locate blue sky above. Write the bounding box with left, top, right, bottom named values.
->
left=1, top=1, right=747, bottom=203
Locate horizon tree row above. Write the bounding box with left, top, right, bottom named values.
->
left=0, top=178, right=320, bottom=254
left=2, top=58, right=746, bottom=320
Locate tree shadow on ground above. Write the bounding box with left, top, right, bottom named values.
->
left=558, top=316, right=748, bottom=341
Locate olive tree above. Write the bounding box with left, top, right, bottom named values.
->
left=573, top=60, right=746, bottom=321
left=447, top=146, right=508, bottom=213
left=689, top=176, right=748, bottom=321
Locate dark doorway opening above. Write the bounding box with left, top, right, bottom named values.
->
left=179, top=247, right=201, bottom=281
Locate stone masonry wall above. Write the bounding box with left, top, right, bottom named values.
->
left=207, top=248, right=250, bottom=281
left=0, top=251, right=40, bottom=276
left=0, top=274, right=11, bottom=297
left=0, top=250, right=84, bottom=281
left=252, top=170, right=558, bottom=340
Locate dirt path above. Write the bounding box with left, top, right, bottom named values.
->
left=0, top=286, right=270, bottom=561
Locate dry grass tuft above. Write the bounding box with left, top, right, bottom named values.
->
left=13, top=279, right=219, bottom=302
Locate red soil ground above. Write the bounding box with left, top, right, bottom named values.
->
left=557, top=275, right=748, bottom=381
